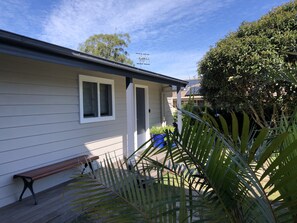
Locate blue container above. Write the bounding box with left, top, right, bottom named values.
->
left=152, top=134, right=166, bottom=148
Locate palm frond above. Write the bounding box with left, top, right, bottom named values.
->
left=135, top=110, right=277, bottom=222
left=70, top=109, right=297, bottom=222
left=69, top=155, right=195, bottom=222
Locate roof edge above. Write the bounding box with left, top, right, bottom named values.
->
left=0, top=29, right=188, bottom=87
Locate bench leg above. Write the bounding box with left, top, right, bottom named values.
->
left=81, top=162, right=96, bottom=179
left=88, top=161, right=96, bottom=179
left=19, top=178, right=37, bottom=205
left=81, top=164, right=87, bottom=175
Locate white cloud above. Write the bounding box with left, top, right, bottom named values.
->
left=0, top=0, right=49, bottom=37
left=38, top=0, right=233, bottom=78
left=0, top=0, right=30, bottom=31
left=40, top=0, right=234, bottom=49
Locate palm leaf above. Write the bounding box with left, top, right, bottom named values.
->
left=69, top=155, right=193, bottom=222
left=135, top=110, right=277, bottom=222
left=70, top=109, right=297, bottom=222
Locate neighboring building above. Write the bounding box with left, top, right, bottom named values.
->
left=165, top=79, right=206, bottom=120
left=0, top=30, right=187, bottom=208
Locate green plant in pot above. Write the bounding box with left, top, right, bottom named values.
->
left=150, top=125, right=174, bottom=148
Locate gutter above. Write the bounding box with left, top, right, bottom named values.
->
left=0, top=29, right=188, bottom=87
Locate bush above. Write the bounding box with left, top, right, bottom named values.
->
left=150, top=125, right=175, bottom=135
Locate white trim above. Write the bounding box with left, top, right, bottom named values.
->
left=126, top=80, right=135, bottom=157
left=79, top=74, right=115, bottom=124
left=134, top=84, right=150, bottom=151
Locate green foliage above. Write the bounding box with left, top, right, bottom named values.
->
left=70, top=155, right=190, bottom=222
left=150, top=125, right=175, bottom=135
left=139, top=110, right=297, bottom=222
left=78, top=33, right=134, bottom=65
left=198, top=0, right=297, bottom=127
left=70, top=109, right=297, bottom=222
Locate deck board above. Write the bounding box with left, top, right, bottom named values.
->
left=0, top=180, right=83, bottom=223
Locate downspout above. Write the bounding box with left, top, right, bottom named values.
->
left=177, top=86, right=182, bottom=133
left=161, top=91, right=166, bottom=126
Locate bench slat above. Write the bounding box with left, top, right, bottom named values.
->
left=14, top=155, right=99, bottom=180
left=13, top=154, right=99, bottom=205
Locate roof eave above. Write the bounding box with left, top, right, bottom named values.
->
left=0, top=30, right=188, bottom=87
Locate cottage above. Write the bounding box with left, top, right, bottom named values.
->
left=0, top=30, right=187, bottom=207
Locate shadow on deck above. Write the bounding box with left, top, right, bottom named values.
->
left=0, top=180, right=82, bottom=223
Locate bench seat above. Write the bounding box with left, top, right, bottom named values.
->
left=13, top=155, right=99, bottom=205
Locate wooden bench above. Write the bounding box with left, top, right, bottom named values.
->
left=13, top=155, right=99, bottom=205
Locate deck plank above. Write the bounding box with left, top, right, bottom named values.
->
left=0, top=180, right=83, bottom=223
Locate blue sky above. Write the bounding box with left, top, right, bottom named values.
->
left=0, top=0, right=292, bottom=80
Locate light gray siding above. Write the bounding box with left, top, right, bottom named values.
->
left=163, top=91, right=175, bottom=125
left=0, top=55, right=127, bottom=207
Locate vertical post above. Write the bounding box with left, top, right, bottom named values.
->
left=177, top=86, right=182, bottom=133
left=126, top=77, right=135, bottom=158
left=161, top=92, right=166, bottom=125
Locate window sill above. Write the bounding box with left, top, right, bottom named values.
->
left=80, top=116, right=115, bottom=124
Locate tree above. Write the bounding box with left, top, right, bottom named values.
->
left=71, top=109, right=297, bottom=222
left=78, top=33, right=134, bottom=65
left=198, top=1, right=297, bottom=127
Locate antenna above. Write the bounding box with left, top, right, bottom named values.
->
left=136, top=53, right=150, bottom=68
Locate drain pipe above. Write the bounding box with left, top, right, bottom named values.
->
left=176, top=86, right=182, bottom=133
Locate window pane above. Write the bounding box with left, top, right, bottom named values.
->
left=136, top=87, right=146, bottom=134
left=83, top=82, right=98, bottom=118
left=100, top=84, right=112, bottom=116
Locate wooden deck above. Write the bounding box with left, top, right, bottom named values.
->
left=0, top=180, right=84, bottom=223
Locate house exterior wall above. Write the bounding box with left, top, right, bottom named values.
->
left=132, top=80, right=176, bottom=129
left=0, top=54, right=128, bottom=207
left=133, top=79, right=163, bottom=128
left=163, top=91, right=175, bottom=125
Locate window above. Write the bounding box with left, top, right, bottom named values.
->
left=83, top=82, right=98, bottom=118
left=100, top=83, right=112, bottom=116
left=79, top=75, right=115, bottom=123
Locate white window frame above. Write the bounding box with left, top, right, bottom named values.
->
left=79, top=75, right=115, bottom=123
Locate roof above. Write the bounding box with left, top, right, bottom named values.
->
left=0, top=30, right=187, bottom=87
left=181, top=79, right=202, bottom=96
left=185, top=86, right=201, bottom=96
left=187, top=79, right=199, bottom=86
